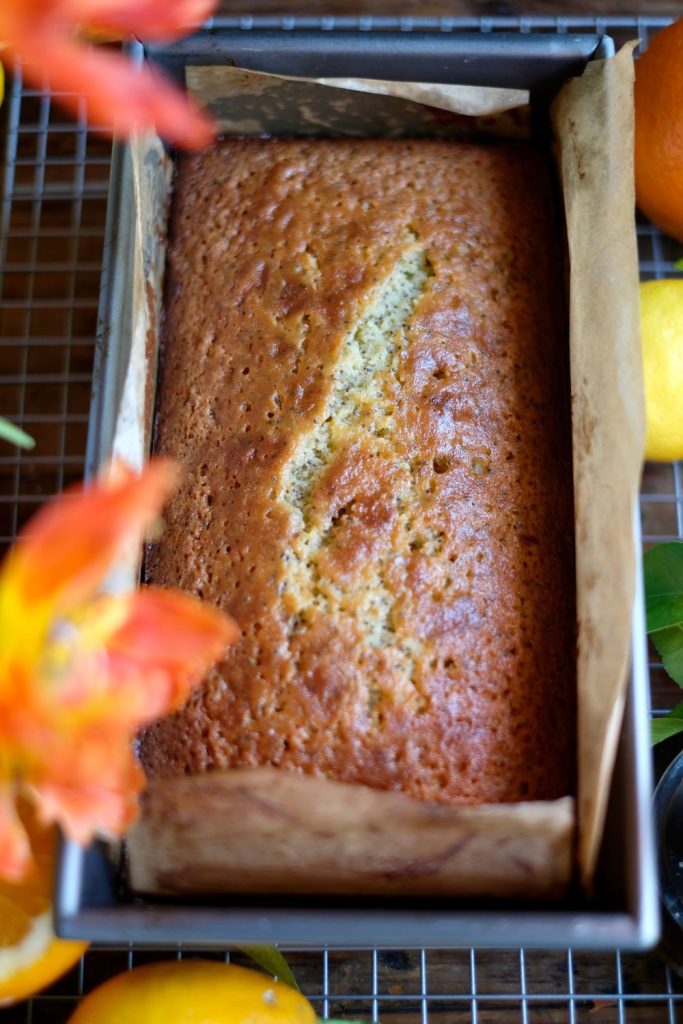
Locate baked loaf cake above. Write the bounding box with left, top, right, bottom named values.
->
left=141, top=137, right=576, bottom=806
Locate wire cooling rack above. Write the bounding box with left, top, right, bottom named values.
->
left=2, top=12, right=683, bottom=1023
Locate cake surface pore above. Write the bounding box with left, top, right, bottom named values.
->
left=141, top=137, right=576, bottom=805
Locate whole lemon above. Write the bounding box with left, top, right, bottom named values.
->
left=641, top=279, right=683, bottom=462
left=67, top=960, right=316, bottom=1024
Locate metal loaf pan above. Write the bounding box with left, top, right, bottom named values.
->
left=55, top=27, right=658, bottom=950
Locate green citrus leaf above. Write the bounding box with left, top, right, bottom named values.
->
left=237, top=946, right=299, bottom=991
left=644, top=543, right=683, bottom=633
left=644, top=544, right=683, bottom=685
left=652, top=703, right=683, bottom=744
left=0, top=417, right=35, bottom=449
left=651, top=623, right=683, bottom=687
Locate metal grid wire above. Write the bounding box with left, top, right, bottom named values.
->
left=1, top=13, right=683, bottom=1023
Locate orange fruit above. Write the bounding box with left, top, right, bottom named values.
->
left=635, top=19, right=683, bottom=241
left=67, top=960, right=317, bottom=1024
left=0, top=802, right=87, bottom=1007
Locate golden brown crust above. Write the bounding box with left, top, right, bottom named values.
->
left=141, top=137, right=576, bottom=805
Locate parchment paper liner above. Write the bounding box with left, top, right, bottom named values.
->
left=116, top=45, right=643, bottom=899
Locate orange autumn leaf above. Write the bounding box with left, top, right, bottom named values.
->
left=0, top=463, right=237, bottom=880
left=0, top=0, right=217, bottom=149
